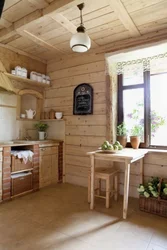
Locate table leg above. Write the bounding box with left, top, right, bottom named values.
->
left=139, top=158, right=144, bottom=184
left=90, top=154, right=95, bottom=210
left=123, top=160, right=130, bottom=219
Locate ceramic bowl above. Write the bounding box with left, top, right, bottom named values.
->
left=55, top=112, right=62, bottom=120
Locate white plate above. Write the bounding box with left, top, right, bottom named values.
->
left=98, top=148, right=121, bottom=153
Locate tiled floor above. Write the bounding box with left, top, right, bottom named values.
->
left=0, top=183, right=167, bottom=250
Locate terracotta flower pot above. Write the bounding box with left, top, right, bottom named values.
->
left=130, top=136, right=140, bottom=149
left=117, top=135, right=127, bottom=148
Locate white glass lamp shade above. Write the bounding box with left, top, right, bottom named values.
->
left=70, top=32, right=91, bottom=52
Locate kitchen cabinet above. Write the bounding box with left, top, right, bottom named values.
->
left=39, top=146, right=58, bottom=188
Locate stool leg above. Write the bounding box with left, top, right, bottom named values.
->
left=106, top=177, right=110, bottom=208
left=114, top=174, right=118, bottom=201
left=97, top=178, right=101, bottom=195
left=88, top=175, right=91, bottom=203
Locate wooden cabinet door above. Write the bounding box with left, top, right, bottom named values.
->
left=51, top=153, right=58, bottom=184
left=40, top=155, right=52, bottom=187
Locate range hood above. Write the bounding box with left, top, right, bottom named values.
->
left=0, top=60, right=16, bottom=93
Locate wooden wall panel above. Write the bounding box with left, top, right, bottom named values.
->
left=46, top=51, right=167, bottom=199
left=0, top=46, right=46, bottom=74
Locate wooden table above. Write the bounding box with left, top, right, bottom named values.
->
left=87, top=148, right=148, bottom=219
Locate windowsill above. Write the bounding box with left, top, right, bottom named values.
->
left=147, top=148, right=167, bottom=154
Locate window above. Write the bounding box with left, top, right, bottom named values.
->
left=118, top=71, right=167, bottom=148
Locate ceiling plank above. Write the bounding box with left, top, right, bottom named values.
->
left=0, top=0, right=81, bottom=43
left=51, top=13, right=99, bottom=48
left=51, top=13, right=76, bottom=33
left=0, top=18, right=12, bottom=28
left=17, top=30, right=65, bottom=54
left=109, top=0, right=141, bottom=37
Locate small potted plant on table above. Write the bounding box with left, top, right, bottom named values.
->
left=117, top=122, right=127, bottom=148
left=130, top=124, right=143, bottom=149
left=34, top=122, right=49, bottom=140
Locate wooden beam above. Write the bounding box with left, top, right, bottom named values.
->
left=0, top=18, right=12, bottom=28
left=0, top=0, right=80, bottom=42
left=109, top=0, right=140, bottom=37
left=43, top=0, right=83, bottom=16
left=94, top=28, right=167, bottom=54
left=0, top=43, right=46, bottom=63
left=27, top=0, right=49, bottom=9
left=17, top=30, right=65, bottom=54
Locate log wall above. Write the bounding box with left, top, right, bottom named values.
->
left=46, top=52, right=167, bottom=198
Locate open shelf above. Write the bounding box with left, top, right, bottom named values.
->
left=5, top=72, right=51, bottom=88
left=17, top=118, right=39, bottom=121
left=40, top=119, right=64, bottom=122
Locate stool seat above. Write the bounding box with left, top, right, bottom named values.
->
left=88, top=168, right=119, bottom=208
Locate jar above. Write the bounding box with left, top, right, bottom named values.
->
left=49, top=109, right=55, bottom=119
left=37, top=73, right=42, bottom=83
left=15, top=66, right=22, bottom=76
left=42, top=74, right=46, bottom=84
left=22, top=67, right=28, bottom=78
left=46, top=75, right=51, bottom=85
left=30, top=71, right=37, bottom=81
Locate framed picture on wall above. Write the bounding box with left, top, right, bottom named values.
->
left=73, top=83, right=93, bottom=115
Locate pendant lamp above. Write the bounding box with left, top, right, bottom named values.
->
left=70, top=3, right=91, bottom=53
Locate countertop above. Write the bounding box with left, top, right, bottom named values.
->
left=0, top=139, right=63, bottom=148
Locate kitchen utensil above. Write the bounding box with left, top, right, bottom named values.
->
left=49, top=109, right=55, bottom=119
left=25, top=109, right=36, bottom=119
left=55, top=112, right=62, bottom=120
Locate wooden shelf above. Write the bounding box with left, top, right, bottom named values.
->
left=17, top=118, right=39, bottom=121
left=4, top=72, right=51, bottom=88
left=40, top=119, right=64, bottom=122
left=11, top=168, right=33, bottom=174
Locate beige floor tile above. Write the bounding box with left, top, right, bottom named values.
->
left=0, top=183, right=167, bottom=250
left=151, top=229, right=167, bottom=248
left=147, top=243, right=167, bottom=250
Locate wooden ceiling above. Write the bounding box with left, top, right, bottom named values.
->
left=0, top=0, right=167, bottom=62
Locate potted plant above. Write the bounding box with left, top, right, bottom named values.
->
left=34, top=122, right=49, bottom=140
left=117, top=122, right=127, bottom=148
left=130, top=124, right=143, bottom=149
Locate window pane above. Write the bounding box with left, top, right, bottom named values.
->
left=123, top=63, right=144, bottom=86
left=150, top=74, right=167, bottom=146
left=123, top=88, right=144, bottom=142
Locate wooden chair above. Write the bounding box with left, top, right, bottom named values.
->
left=88, top=168, right=119, bottom=208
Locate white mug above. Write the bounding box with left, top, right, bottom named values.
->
left=55, top=112, right=62, bottom=120
left=38, top=131, right=47, bottom=140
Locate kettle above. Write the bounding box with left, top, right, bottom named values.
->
left=25, top=109, right=36, bottom=119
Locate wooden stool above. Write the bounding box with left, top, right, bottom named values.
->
left=88, top=168, right=119, bottom=208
